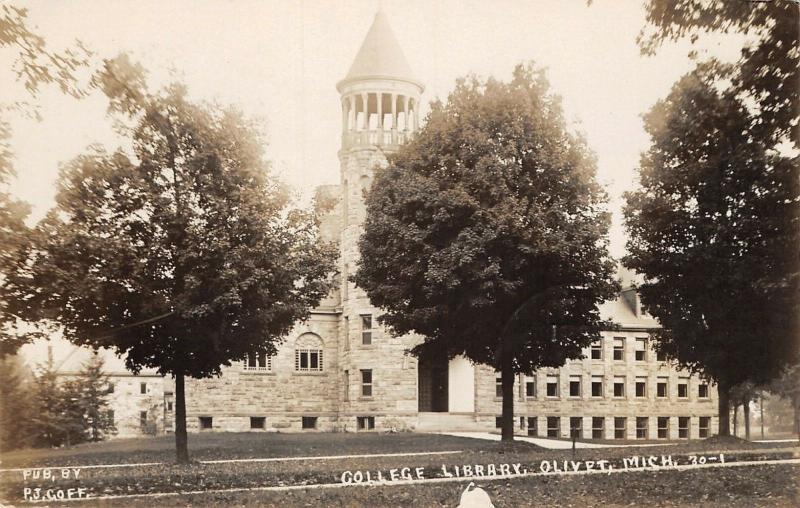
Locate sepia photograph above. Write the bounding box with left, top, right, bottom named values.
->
left=0, top=0, right=798, bottom=506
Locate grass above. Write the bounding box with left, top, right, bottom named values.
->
left=1, top=432, right=798, bottom=507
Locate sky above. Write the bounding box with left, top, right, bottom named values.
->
left=2, top=0, right=746, bottom=257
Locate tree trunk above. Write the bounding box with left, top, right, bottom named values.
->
left=500, top=349, right=515, bottom=442
left=760, top=396, right=765, bottom=440
left=744, top=402, right=751, bottom=441
left=733, top=404, right=739, bottom=437
left=175, top=372, right=189, bottom=464
left=717, top=383, right=731, bottom=437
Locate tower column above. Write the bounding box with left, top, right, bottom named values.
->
left=403, top=96, right=410, bottom=132
left=391, top=93, right=397, bottom=143
left=341, top=98, right=348, bottom=132
left=361, top=92, right=369, bottom=131
left=349, top=95, right=356, bottom=131
left=377, top=92, right=383, bottom=133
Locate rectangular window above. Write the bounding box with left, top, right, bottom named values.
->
left=495, top=416, right=503, bottom=428
left=140, top=382, right=147, bottom=394
left=527, top=417, right=538, bottom=437
left=250, top=417, right=266, bottom=430
left=140, top=411, right=148, bottom=428
left=678, top=378, right=689, bottom=398
left=699, top=417, right=711, bottom=438
left=167, top=401, right=173, bottom=412
left=546, top=375, right=559, bottom=398
left=636, top=417, right=648, bottom=439
left=591, top=376, right=603, bottom=397
left=635, top=377, right=647, bottom=398
left=295, top=349, right=324, bottom=372
left=614, top=417, right=626, bottom=439
left=496, top=377, right=503, bottom=398
left=613, top=337, right=625, bottom=361
left=344, top=316, right=350, bottom=350
left=613, top=376, right=625, bottom=397
left=343, top=370, right=350, bottom=401
left=361, top=314, right=373, bottom=345
left=199, top=416, right=212, bottom=430
left=592, top=417, right=604, bottom=439
left=361, top=369, right=373, bottom=397
left=698, top=384, right=709, bottom=398
left=244, top=352, right=272, bottom=371
left=547, top=416, right=560, bottom=438
left=635, top=338, right=647, bottom=361
left=357, top=416, right=375, bottom=430
left=570, top=417, right=582, bottom=438
left=569, top=375, right=581, bottom=397
left=302, top=416, right=317, bottom=429
left=657, top=417, right=669, bottom=439
left=525, top=377, right=536, bottom=398
left=657, top=377, right=668, bottom=398
left=590, top=339, right=602, bottom=360
left=678, top=417, right=690, bottom=438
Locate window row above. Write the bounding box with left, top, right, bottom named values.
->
left=588, top=336, right=666, bottom=362
left=500, top=375, right=710, bottom=400
left=196, top=415, right=375, bottom=431
left=499, top=415, right=712, bottom=440
left=242, top=333, right=326, bottom=373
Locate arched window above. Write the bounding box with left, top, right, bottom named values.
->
left=295, top=333, right=324, bottom=372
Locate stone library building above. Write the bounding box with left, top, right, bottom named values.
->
left=182, top=11, right=719, bottom=440
left=24, top=11, right=719, bottom=441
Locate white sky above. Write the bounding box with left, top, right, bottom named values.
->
left=2, top=0, right=746, bottom=257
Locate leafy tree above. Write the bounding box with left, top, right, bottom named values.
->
left=28, top=358, right=75, bottom=447
left=637, top=0, right=799, bottom=147
left=768, top=363, right=800, bottom=439
left=354, top=63, right=618, bottom=441
left=0, top=354, right=33, bottom=451
left=623, top=65, right=800, bottom=436
left=14, top=55, right=337, bottom=462
left=71, top=353, right=116, bottom=441
left=1, top=3, right=91, bottom=357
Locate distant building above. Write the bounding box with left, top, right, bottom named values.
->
left=19, top=337, right=172, bottom=438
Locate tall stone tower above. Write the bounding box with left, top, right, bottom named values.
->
left=336, top=10, right=425, bottom=429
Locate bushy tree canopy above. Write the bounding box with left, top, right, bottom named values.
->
left=623, top=64, right=800, bottom=433
left=10, top=55, right=338, bottom=460
left=354, top=63, right=618, bottom=439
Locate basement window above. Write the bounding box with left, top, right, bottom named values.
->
left=302, top=416, right=318, bottom=430
left=357, top=416, right=375, bottom=430
left=199, top=416, right=213, bottom=430
left=250, top=417, right=266, bottom=430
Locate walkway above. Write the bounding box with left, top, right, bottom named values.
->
left=440, top=431, right=676, bottom=449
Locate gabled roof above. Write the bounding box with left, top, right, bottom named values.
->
left=340, top=10, right=421, bottom=88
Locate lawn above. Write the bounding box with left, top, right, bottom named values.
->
left=1, top=432, right=798, bottom=507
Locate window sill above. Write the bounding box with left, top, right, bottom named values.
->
left=293, top=371, right=326, bottom=376
left=358, top=396, right=374, bottom=401
left=241, top=371, right=275, bottom=376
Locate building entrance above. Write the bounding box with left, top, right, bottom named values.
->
left=418, top=353, right=448, bottom=412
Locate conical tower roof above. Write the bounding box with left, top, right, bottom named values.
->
left=338, top=10, right=423, bottom=90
